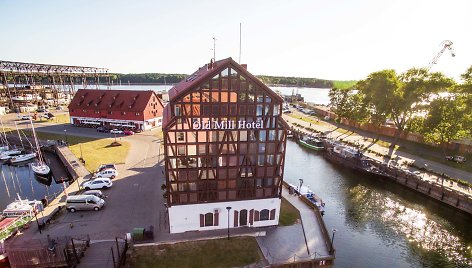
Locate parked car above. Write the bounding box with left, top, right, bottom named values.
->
left=81, top=178, right=113, bottom=190
left=123, top=130, right=134, bottom=135
left=96, top=168, right=118, bottom=179
left=97, top=163, right=117, bottom=172
left=97, top=127, right=109, bottom=133
left=82, top=189, right=106, bottom=199
left=445, top=155, right=467, bottom=163
left=18, top=115, right=31, bottom=120
left=66, top=195, right=105, bottom=212
left=110, top=129, right=124, bottom=134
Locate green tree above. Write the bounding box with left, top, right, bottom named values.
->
left=391, top=68, right=453, bottom=144
left=422, top=97, right=468, bottom=155
left=355, top=70, right=398, bottom=136
left=328, top=87, right=366, bottom=124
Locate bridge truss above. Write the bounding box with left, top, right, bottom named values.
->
left=0, top=60, right=112, bottom=109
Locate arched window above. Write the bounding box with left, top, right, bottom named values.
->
left=204, top=212, right=213, bottom=226
left=260, top=209, right=269, bottom=221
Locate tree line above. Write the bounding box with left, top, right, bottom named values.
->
left=108, top=73, right=356, bottom=89
left=328, top=66, right=472, bottom=155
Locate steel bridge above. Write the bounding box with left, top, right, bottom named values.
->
left=0, top=60, right=112, bottom=109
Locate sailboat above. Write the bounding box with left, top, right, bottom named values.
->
left=29, top=119, right=51, bottom=176
left=0, top=118, right=22, bottom=161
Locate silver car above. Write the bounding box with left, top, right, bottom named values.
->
left=66, top=195, right=105, bottom=212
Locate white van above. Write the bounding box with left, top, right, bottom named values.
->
left=66, top=195, right=105, bottom=212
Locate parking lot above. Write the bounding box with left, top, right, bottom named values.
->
left=9, top=125, right=167, bottom=243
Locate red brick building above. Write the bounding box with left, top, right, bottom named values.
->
left=68, top=89, right=164, bottom=131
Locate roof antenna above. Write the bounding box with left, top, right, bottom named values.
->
left=239, top=23, right=242, bottom=64
left=212, top=36, right=217, bottom=61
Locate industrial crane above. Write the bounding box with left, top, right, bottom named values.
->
left=426, top=40, right=455, bottom=71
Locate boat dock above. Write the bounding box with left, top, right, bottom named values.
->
left=257, top=182, right=334, bottom=266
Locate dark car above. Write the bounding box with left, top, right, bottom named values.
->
left=97, top=127, right=109, bottom=133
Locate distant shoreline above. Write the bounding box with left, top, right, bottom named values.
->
left=103, top=83, right=331, bottom=89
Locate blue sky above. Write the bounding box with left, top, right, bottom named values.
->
left=1, top=0, right=470, bottom=81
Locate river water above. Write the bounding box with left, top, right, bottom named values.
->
left=284, top=140, right=472, bottom=268
left=91, top=85, right=331, bottom=105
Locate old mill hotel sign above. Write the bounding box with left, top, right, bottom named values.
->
left=192, top=119, right=263, bottom=130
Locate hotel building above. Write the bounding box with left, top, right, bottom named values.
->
left=163, top=58, right=289, bottom=233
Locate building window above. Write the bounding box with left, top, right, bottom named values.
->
left=204, top=213, right=213, bottom=226
left=121, top=111, right=126, bottom=115
left=199, top=211, right=219, bottom=227
left=108, top=111, right=113, bottom=115
left=136, top=112, right=140, bottom=116
left=177, top=132, right=185, bottom=142
left=260, top=209, right=270, bottom=220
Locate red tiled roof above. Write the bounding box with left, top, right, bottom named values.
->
left=168, top=58, right=231, bottom=101
left=164, top=58, right=284, bottom=129
left=68, top=89, right=159, bottom=112
left=168, top=57, right=283, bottom=103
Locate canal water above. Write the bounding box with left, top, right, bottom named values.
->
left=284, top=140, right=472, bottom=268
left=0, top=162, right=66, bottom=214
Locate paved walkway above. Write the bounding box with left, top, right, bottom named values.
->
left=257, top=186, right=331, bottom=265
left=77, top=240, right=126, bottom=268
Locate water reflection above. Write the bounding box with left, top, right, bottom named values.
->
left=348, top=185, right=472, bottom=267
left=34, top=174, right=53, bottom=186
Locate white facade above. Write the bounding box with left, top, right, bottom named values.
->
left=168, top=198, right=281, bottom=234
left=69, top=116, right=162, bottom=131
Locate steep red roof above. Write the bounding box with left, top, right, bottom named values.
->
left=68, top=89, right=160, bottom=112
left=168, top=57, right=283, bottom=103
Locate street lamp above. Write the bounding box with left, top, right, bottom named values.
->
left=63, top=129, right=68, bottom=146
left=330, top=229, right=337, bottom=254
left=226, top=206, right=232, bottom=240
left=298, top=178, right=304, bottom=194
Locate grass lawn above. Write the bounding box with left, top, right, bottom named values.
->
left=127, top=237, right=263, bottom=268
left=279, top=197, right=300, bottom=226
left=51, top=113, right=70, bottom=124
left=33, top=131, right=130, bottom=172
left=286, top=113, right=325, bottom=127
left=68, top=138, right=130, bottom=172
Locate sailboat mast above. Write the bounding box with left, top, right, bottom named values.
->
left=14, top=121, right=24, bottom=148
left=29, top=119, right=44, bottom=163
left=0, top=117, right=10, bottom=148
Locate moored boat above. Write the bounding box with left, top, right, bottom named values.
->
left=288, top=183, right=326, bottom=214
left=8, top=153, right=36, bottom=164
left=297, top=136, right=324, bottom=151
left=2, top=196, right=44, bottom=218
left=31, top=162, right=51, bottom=177
left=30, top=119, right=51, bottom=177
